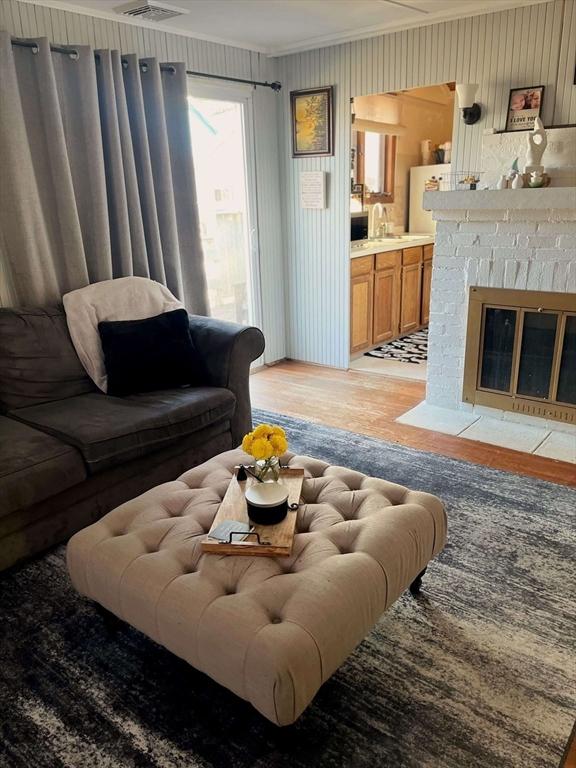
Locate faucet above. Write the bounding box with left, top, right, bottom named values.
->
left=369, top=203, right=390, bottom=238
left=377, top=207, right=390, bottom=237
left=369, top=203, right=383, bottom=238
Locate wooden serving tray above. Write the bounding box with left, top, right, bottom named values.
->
left=202, top=467, right=304, bottom=557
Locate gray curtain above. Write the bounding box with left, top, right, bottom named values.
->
left=0, top=32, right=209, bottom=313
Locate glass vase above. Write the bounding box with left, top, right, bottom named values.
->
left=255, top=456, right=281, bottom=483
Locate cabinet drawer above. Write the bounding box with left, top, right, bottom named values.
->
left=402, top=246, right=423, bottom=266
left=375, top=250, right=401, bottom=270
left=351, top=255, right=374, bottom=277
left=423, top=243, right=434, bottom=262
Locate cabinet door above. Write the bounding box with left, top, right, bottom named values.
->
left=350, top=272, right=374, bottom=353
left=421, top=259, right=432, bottom=325
left=400, top=263, right=422, bottom=334
left=373, top=266, right=400, bottom=343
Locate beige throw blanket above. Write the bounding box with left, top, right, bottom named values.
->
left=63, top=277, right=183, bottom=393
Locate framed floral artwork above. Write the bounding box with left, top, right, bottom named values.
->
left=290, top=86, right=334, bottom=157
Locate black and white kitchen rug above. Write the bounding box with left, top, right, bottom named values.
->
left=366, top=328, right=428, bottom=363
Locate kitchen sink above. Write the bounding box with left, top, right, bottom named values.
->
left=351, top=234, right=432, bottom=250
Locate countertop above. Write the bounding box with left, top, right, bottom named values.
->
left=350, top=234, right=434, bottom=259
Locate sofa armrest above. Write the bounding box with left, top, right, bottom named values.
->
left=188, top=315, right=265, bottom=445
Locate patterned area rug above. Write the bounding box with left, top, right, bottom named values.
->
left=1, top=410, right=574, bottom=768
left=366, top=328, right=428, bottom=363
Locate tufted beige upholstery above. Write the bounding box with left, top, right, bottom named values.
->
left=67, top=448, right=447, bottom=725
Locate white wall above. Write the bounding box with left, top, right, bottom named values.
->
left=278, top=0, right=576, bottom=368
left=0, top=0, right=286, bottom=363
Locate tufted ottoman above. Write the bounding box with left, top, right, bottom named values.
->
left=67, top=448, right=447, bottom=725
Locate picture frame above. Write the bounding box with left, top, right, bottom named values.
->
left=505, top=86, right=545, bottom=132
left=290, top=86, right=334, bottom=157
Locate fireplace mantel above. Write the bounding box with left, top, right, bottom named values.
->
left=423, top=187, right=576, bottom=212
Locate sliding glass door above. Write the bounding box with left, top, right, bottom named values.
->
left=188, top=84, right=260, bottom=326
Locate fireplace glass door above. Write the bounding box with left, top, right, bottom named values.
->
left=464, top=288, right=576, bottom=424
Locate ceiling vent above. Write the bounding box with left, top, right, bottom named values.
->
left=114, top=1, right=189, bottom=22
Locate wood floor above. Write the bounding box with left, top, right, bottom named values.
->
left=250, top=361, right=576, bottom=488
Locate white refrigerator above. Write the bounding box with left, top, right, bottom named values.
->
left=408, top=163, right=451, bottom=234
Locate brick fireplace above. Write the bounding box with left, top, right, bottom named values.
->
left=398, top=187, right=576, bottom=458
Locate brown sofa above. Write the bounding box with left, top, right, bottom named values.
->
left=0, top=306, right=264, bottom=572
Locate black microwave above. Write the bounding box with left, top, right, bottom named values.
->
left=351, top=212, right=368, bottom=242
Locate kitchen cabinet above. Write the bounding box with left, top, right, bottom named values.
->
left=350, top=256, right=374, bottom=353
left=350, top=243, right=432, bottom=355
left=373, top=251, right=401, bottom=343
left=399, top=247, right=423, bottom=334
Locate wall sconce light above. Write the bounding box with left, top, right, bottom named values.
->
left=455, top=83, right=481, bottom=125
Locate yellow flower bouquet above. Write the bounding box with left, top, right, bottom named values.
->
left=241, top=423, right=288, bottom=482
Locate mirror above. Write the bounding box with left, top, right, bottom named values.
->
left=351, top=130, right=396, bottom=204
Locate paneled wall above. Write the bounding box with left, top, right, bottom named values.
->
left=0, top=0, right=286, bottom=363
left=278, top=0, right=576, bottom=368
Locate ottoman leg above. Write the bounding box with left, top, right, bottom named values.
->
left=409, top=568, right=427, bottom=595
left=94, top=602, right=123, bottom=633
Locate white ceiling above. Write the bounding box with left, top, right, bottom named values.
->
left=26, top=0, right=551, bottom=55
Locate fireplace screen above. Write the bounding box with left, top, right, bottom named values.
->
left=463, top=287, right=576, bottom=424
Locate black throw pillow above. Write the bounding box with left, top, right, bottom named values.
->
left=98, top=309, right=204, bottom=397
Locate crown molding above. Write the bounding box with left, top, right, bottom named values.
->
left=14, top=0, right=271, bottom=54
left=268, top=0, right=551, bottom=57
left=15, top=0, right=552, bottom=59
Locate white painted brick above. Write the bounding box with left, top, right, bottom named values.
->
left=566, top=262, right=576, bottom=292
left=491, top=246, right=525, bottom=261
left=526, top=261, right=544, bottom=289
left=497, top=222, right=537, bottom=234
left=558, top=235, right=576, bottom=249
left=425, top=198, right=574, bottom=426
left=452, top=233, right=479, bottom=246
left=433, top=256, right=462, bottom=268
left=466, top=258, right=479, bottom=286
left=552, top=262, right=569, bottom=292
left=540, top=262, right=557, bottom=291
left=437, top=221, right=459, bottom=233
left=467, top=209, right=509, bottom=222
left=503, top=260, right=518, bottom=288
left=517, top=235, right=559, bottom=249
left=457, top=245, right=492, bottom=259
left=549, top=209, right=576, bottom=222
left=478, top=234, right=517, bottom=247
left=535, top=249, right=575, bottom=261
left=459, top=222, right=497, bottom=233
left=508, top=209, right=551, bottom=222
left=433, top=235, right=452, bottom=251
left=537, top=222, right=576, bottom=234
left=432, top=210, right=466, bottom=221
left=491, top=259, right=506, bottom=286
left=432, top=246, right=456, bottom=258
left=477, top=259, right=493, bottom=284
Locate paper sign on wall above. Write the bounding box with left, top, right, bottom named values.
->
left=300, top=171, right=326, bottom=209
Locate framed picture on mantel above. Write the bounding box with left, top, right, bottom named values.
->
left=505, top=85, right=544, bottom=131
left=290, top=86, right=334, bottom=157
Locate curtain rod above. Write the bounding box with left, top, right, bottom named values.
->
left=11, top=38, right=281, bottom=92
left=185, top=70, right=281, bottom=92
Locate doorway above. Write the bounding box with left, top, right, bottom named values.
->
left=348, top=82, right=455, bottom=381
left=188, top=85, right=261, bottom=327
